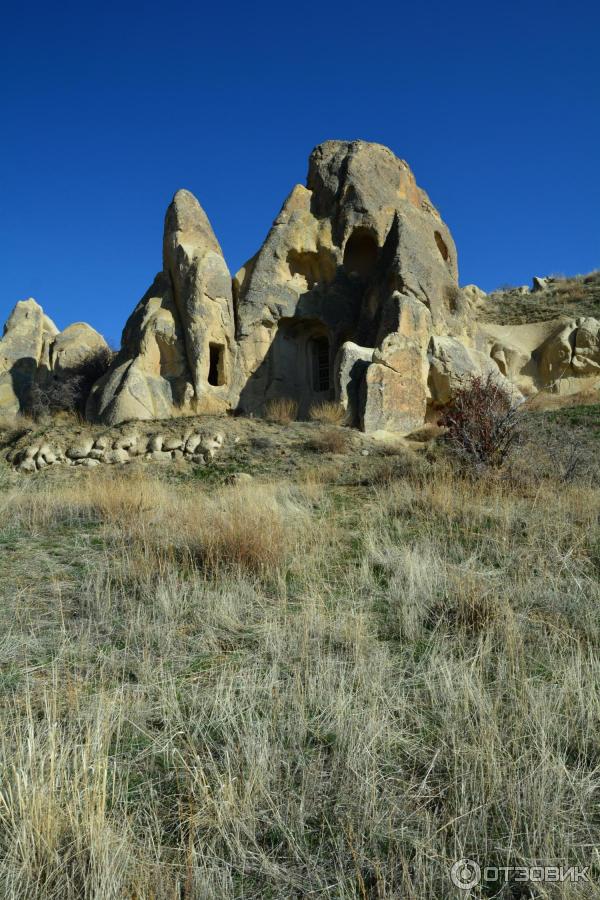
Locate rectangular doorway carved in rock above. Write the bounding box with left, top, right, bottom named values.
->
left=208, top=343, right=226, bottom=386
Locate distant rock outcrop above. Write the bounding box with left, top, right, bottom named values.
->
left=0, top=299, right=108, bottom=417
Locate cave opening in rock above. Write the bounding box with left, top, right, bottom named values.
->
left=208, top=343, right=225, bottom=386
left=310, top=335, right=330, bottom=392
left=343, top=229, right=379, bottom=278
left=434, top=231, right=449, bottom=262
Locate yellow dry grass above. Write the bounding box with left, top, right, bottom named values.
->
left=263, top=397, right=298, bottom=424
left=0, top=446, right=598, bottom=897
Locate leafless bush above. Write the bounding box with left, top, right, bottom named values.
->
left=26, top=348, right=114, bottom=421
left=440, top=373, right=521, bottom=469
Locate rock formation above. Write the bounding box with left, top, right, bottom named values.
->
left=0, top=298, right=108, bottom=417
left=8, top=425, right=225, bottom=473
left=86, top=190, right=236, bottom=425
left=2, top=140, right=599, bottom=442
left=233, top=140, right=462, bottom=424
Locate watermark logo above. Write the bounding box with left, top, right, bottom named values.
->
left=450, top=859, right=481, bottom=890
left=450, top=858, right=589, bottom=891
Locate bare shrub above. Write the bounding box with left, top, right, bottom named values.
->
left=264, top=397, right=298, bottom=425
left=309, top=401, right=348, bottom=425
left=26, top=347, right=114, bottom=421
left=308, top=427, right=350, bottom=454
left=440, top=373, right=521, bottom=469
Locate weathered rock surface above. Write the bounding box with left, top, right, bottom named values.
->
left=234, top=140, right=460, bottom=417
left=334, top=342, right=373, bottom=425
left=428, top=335, right=522, bottom=405
left=49, top=322, right=107, bottom=377
left=88, top=190, right=236, bottom=425
left=0, top=299, right=108, bottom=418
left=10, top=425, right=226, bottom=473
left=3, top=141, right=599, bottom=434
left=362, top=295, right=431, bottom=432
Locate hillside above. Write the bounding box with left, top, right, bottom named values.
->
left=0, top=400, right=599, bottom=897
left=480, top=270, right=600, bottom=325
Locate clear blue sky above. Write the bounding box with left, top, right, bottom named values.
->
left=2, top=0, right=599, bottom=346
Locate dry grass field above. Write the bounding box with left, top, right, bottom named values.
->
left=0, top=402, right=599, bottom=898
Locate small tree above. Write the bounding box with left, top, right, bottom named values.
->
left=440, top=373, right=521, bottom=469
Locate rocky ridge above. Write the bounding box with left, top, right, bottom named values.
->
left=2, top=140, right=599, bottom=463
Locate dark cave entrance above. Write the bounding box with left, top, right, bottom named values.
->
left=343, top=228, right=379, bottom=279
left=208, top=343, right=226, bottom=386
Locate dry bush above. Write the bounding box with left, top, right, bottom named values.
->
left=308, top=427, right=350, bottom=454
left=26, top=347, right=115, bottom=421
left=309, top=400, right=348, bottom=425
left=264, top=397, right=298, bottom=425
left=440, top=373, right=522, bottom=469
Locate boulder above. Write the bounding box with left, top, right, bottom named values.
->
left=162, top=435, right=183, bottom=451
left=0, top=300, right=58, bottom=416
left=428, top=336, right=521, bottom=404
left=49, top=323, right=109, bottom=377
left=66, top=438, right=94, bottom=459
left=18, top=458, right=37, bottom=474
left=104, top=448, right=130, bottom=465
left=572, top=317, right=600, bottom=374
left=184, top=433, right=203, bottom=454
left=334, top=342, right=373, bottom=426
left=538, top=323, right=575, bottom=385
left=147, top=450, right=173, bottom=463
left=148, top=435, right=164, bottom=452
left=532, top=276, right=548, bottom=292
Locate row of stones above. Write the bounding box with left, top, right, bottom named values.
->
left=9, top=430, right=225, bottom=474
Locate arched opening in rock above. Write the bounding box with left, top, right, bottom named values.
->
left=208, top=343, right=226, bottom=386
left=309, top=334, right=330, bottom=392
left=434, top=231, right=449, bottom=262
left=343, top=229, right=379, bottom=278
left=287, top=248, right=337, bottom=291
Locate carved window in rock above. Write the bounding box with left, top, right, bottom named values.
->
left=208, top=343, right=226, bottom=386
left=343, top=228, right=379, bottom=278
left=310, top=336, right=330, bottom=392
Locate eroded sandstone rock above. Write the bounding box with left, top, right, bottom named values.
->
left=0, top=298, right=109, bottom=419
left=234, top=140, right=460, bottom=418
left=88, top=190, right=236, bottom=425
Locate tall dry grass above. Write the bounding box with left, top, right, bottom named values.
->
left=0, top=458, right=598, bottom=897
left=309, top=401, right=348, bottom=425
left=264, top=397, right=298, bottom=425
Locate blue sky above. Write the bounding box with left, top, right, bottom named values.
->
left=1, top=0, right=599, bottom=346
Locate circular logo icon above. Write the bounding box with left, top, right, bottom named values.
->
left=450, top=858, right=481, bottom=890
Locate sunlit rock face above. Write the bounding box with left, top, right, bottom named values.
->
left=232, top=140, right=462, bottom=421
left=5, top=140, right=596, bottom=433
left=87, top=189, right=236, bottom=425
